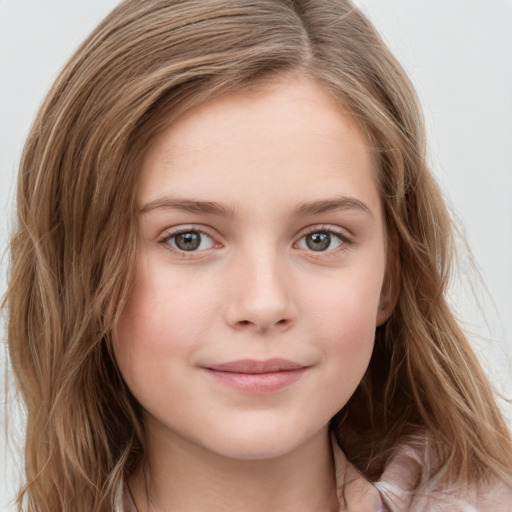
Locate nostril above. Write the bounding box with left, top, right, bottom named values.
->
left=235, top=318, right=290, bottom=330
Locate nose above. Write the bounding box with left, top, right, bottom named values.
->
left=224, top=248, right=297, bottom=333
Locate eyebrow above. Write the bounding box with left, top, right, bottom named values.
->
left=140, top=197, right=236, bottom=216
left=295, top=196, right=372, bottom=217
left=140, top=195, right=372, bottom=217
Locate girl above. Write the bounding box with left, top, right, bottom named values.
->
left=5, top=1, right=512, bottom=511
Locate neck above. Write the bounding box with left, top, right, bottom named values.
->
left=129, top=426, right=340, bottom=512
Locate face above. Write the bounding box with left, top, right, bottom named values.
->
left=114, top=75, right=393, bottom=461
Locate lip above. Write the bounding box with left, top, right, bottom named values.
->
left=202, top=358, right=308, bottom=394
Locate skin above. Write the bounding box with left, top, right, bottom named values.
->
left=114, top=74, right=394, bottom=512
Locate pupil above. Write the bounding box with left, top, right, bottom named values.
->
left=175, top=232, right=201, bottom=251
left=306, top=232, right=330, bottom=251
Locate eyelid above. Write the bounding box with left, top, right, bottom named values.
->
left=155, top=223, right=353, bottom=259
left=157, top=225, right=222, bottom=256
left=294, top=225, right=353, bottom=253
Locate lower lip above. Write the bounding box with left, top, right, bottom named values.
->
left=202, top=368, right=307, bottom=394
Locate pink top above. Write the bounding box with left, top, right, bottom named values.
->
left=115, top=435, right=512, bottom=511
left=371, top=437, right=512, bottom=512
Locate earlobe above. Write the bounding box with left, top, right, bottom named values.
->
left=376, top=236, right=400, bottom=326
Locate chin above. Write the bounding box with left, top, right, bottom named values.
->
left=199, top=421, right=325, bottom=461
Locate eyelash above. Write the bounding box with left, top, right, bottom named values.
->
left=157, top=227, right=219, bottom=258
left=294, top=226, right=353, bottom=257
left=157, top=225, right=353, bottom=258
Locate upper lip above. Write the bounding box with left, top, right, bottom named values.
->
left=205, top=358, right=306, bottom=374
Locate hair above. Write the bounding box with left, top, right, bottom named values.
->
left=5, top=0, right=512, bottom=510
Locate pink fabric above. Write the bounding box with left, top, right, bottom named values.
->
left=374, top=438, right=512, bottom=512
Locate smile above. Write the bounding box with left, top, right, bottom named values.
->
left=202, top=358, right=308, bottom=394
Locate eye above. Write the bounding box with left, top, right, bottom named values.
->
left=296, top=230, right=346, bottom=252
left=160, top=229, right=216, bottom=252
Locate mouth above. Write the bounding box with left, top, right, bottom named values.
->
left=201, top=358, right=308, bottom=394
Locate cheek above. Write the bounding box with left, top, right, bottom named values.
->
left=116, top=259, right=217, bottom=342
left=306, top=264, right=383, bottom=335
left=303, top=266, right=384, bottom=387
left=112, top=263, right=214, bottom=393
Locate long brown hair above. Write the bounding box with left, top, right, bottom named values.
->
left=6, top=1, right=512, bottom=510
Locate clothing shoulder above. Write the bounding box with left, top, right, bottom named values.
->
left=375, top=435, right=512, bottom=512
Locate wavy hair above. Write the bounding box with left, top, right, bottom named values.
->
left=6, top=0, right=512, bottom=510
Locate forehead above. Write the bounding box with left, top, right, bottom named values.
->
left=138, top=75, right=380, bottom=218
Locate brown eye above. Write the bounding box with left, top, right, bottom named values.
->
left=305, top=232, right=331, bottom=251
left=296, top=230, right=345, bottom=252
left=164, top=230, right=215, bottom=252
left=175, top=232, right=201, bottom=251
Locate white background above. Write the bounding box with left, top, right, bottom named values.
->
left=1, top=0, right=511, bottom=510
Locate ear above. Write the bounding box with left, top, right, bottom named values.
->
left=376, top=236, right=400, bottom=327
